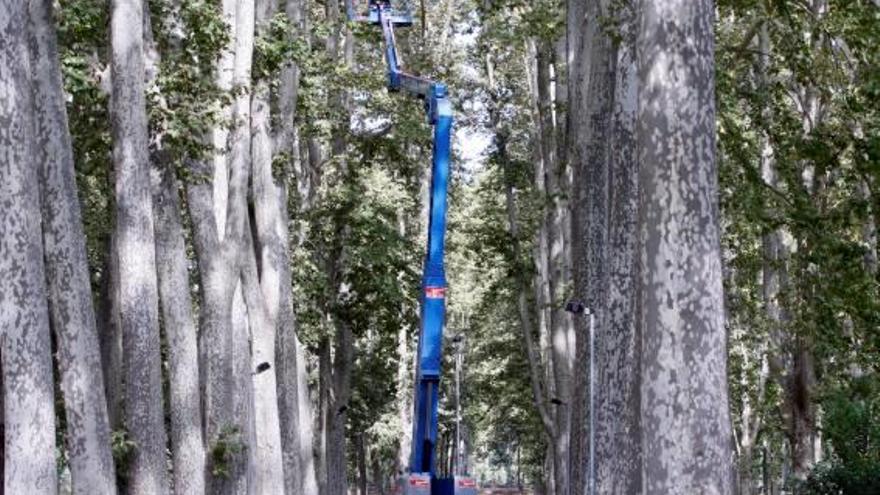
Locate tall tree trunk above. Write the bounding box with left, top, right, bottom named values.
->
left=152, top=167, right=206, bottom=495
left=321, top=1, right=354, bottom=490
left=231, top=282, right=257, bottom=493
left=0, top=4, right=58, bottom=491
left=275, top=0, right=319, bottom=490
left=317, top=338, right=331, bottom=495
left=248, top=0, right=287, bottom=492
left=327, top=317, right=353, bottom=495
left=186, top=0, right=252, bottom=490
left=636, top=0, right=735, bottom=492
left=110, top=0, right=169, bottom=491
left=537, top=38, right=575, bottom=495
left=596, top=4, right=642, bottom=491
left=230, top=2, right=257, bottom=491
left=297, top=337, right=320, bottom=495
left=27, top=0, right=117, bottom=492
left=0, top=352, right=4, bottom=495
left=565, top=0, right=591, bottom=490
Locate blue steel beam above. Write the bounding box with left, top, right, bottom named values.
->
left=345, top=0, right=454, bottom=479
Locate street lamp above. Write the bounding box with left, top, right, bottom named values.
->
left=566, top=301, right=595, bottom=495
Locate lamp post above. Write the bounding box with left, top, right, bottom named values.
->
left=566, top=301, right=595, bottom=495
left=452, top=334, right=465, bottom=476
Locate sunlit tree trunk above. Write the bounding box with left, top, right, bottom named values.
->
left=230, top=2, right=257, bottom=493
left=636, top=0, right=735, bottom=492
left=27, top=0, right=117, bottom=492
left=0, top=4, right=57, bottom=491
left=110, top=0, right=169, bottom=491
left=247, top=0, right=287, bottom=492
left=186, top=0, right=251, bottom=491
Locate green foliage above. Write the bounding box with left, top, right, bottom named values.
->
left=800, top=463, right=880, bottom=495
left=718, top=0, right=880, bottom=489
left=58, top=0, right=113, bottom=286
left=111, top=429, right=137, bottom=482
left=148, top=0, right=232, bottom=174
left=210, top=425, right=246, bottom=479
left=253, top=13, right=309, bottom=81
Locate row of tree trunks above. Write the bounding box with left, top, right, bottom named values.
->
left=2, top=0, right=319, bottom=493
left=525, top=34, right=576, bottom=495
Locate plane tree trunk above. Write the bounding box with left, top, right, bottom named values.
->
left=27, top=0, right=117, bottom=492
left=275, top=0, right=320, bottom=490
left=153, top=167, right=206, bottom=495
left=109, top=0, right=169, bottom=491
left=0, top=3, right=58, bottom=491
left=635, top=0, right=735, bottom=491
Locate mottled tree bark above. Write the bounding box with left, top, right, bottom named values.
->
left=27, top=0, right=117, bottom=492
left=0, top=3, right=58, bottom=492
left=110, top=0, right=169, bottom=491
left=317, top=338, right=331, bottom=495
left=565, top=0, right=592, bottom=492
left=636, top=0, right=735, bottom=492
left=596, top=4, right=642, bottom=492
left=152, top=167, right=206, bottom=495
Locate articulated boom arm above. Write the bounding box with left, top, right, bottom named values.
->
left=345, top=0, right=462, bottom=488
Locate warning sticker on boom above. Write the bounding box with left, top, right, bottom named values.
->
left=425, top=287, right=446, bottom=299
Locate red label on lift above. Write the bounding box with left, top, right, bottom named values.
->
left=410, top=478, right=430, bottom=488
left=457, top=478, right=477, bottom=488
left=425, top=287, right=446, bottom=299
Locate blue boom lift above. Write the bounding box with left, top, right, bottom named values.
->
left=344, top=1, right=477, bottom=494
